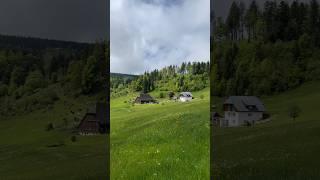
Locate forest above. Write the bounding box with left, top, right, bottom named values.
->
left=0, top=35, right=108, bottom=117
left=111, top=61, right=210, bottom=98
left=211, top=0, right=320, bottom=96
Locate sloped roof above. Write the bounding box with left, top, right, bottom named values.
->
left=180, top=92, right=193, bottom=97
left=137, top=93, right=155, bottom=101
left=224, top=96, right=265, bottom=112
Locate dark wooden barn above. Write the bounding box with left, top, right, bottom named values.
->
left=134, top=93, right=156, bottom=104
left=78, top=103, right=109, bottom=135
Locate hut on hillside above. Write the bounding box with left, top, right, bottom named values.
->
left=78, top=103, right=109, bottom=135
left=179, top=92, right=193, bottom=102
left=134, top=93, right=156, bottom=104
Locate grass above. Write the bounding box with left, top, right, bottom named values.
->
left=111, top=88, right=210, bottom=179
left=0, top=94, right=108, bottom=180
left=212, top=81, right=320, bottom=179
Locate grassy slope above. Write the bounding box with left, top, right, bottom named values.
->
left=111, top=88, right=210, bottom=179
left=0, top=95, right=108, bottom=180
left=212, top=81, right=320, bottom=179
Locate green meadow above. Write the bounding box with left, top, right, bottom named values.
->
left=111, top=88, right=210, bottom=179
left=0, top=95, right=108, bottom=180
left=212, top=81, right=320, bottom=179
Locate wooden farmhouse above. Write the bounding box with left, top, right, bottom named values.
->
left=78, top=103, right=109, bottom=135
left=134, top=93, right=156, bottom=104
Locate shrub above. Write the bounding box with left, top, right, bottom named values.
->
left=71, top=136, right=77, bottom=142
left=46, top=122, right=54, bottom=131
left=200, top=95, right=204, bottom=99
left=168, top=91, right=175, bottom=99
left=288, top=105, right=301, bottom=121
left=159, top=92, right=165, bottom=98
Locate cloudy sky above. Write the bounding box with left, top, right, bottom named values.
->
left=111, top=0, right=210, bottom=74
left=0, top=0, right=108, bottom=43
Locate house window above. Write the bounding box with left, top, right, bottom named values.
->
left=233, top=112, right=236, bottom=116
left=248, top=113, right=252, bottom=116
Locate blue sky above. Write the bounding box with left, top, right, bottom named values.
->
left=111, top=0, right=210, bottom=74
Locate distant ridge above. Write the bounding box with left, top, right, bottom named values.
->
left=111, top=73, right=138, bottom=78
left=0, top=34, right=91, bottom=51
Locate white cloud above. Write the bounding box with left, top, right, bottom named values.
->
left=111, top=0, right=210, bottom=75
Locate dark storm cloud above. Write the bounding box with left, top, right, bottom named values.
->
left=0, top=0, right=108, bottom=43
left=213, top=0, right=310, bottom=18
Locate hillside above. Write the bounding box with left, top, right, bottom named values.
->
left=212, top=81, right=320, bottom=179
left=0, top=35, right=109, bottom=179
left=0, top=89, right=108, bottom=179
left=111, top=88, right=210, bottom=179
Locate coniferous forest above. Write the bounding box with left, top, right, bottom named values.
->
left=111, top=61, right=210, bottom=98
left=212, top=0, right=320, bottom=97
left=0, top=35, right=108, bottom=117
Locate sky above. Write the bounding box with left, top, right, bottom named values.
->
left=111, top=0, right=210, bottom=74
left=0, top=0, right=108, bottom=43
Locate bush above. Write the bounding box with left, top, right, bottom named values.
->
left=288, top=105, right=301, bottom=121
left=168, top=91, right=175, bottom=99
left=71, top=136, right=77, bottom=142
left=46, top=122, right=54, bottom=131
left=200, top=95, right=204, bottom=99
left=159, top=92, right=165, bottom=98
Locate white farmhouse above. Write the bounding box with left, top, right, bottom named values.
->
left=222, top=96, right=266, bottom=127
left=179, top=92, right=193, bottom=102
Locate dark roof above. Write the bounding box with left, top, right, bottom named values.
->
left=224, top=96, right=266, bottom=112
left=137, top=93, right=154, bottom=101
left=180, top=92, right=193, bottom=97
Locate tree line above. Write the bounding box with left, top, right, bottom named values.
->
left=111, top=61, right=209, bottom=98
left=211, top=0, right=320, bottom=97
left=213, top=0, right=320, bottom=44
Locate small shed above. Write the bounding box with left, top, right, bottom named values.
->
left=78, top=103, right=108, bottom=135
left=134, top=93, right=156, bottom=104
left=179, top=92, right=193, bottom=102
